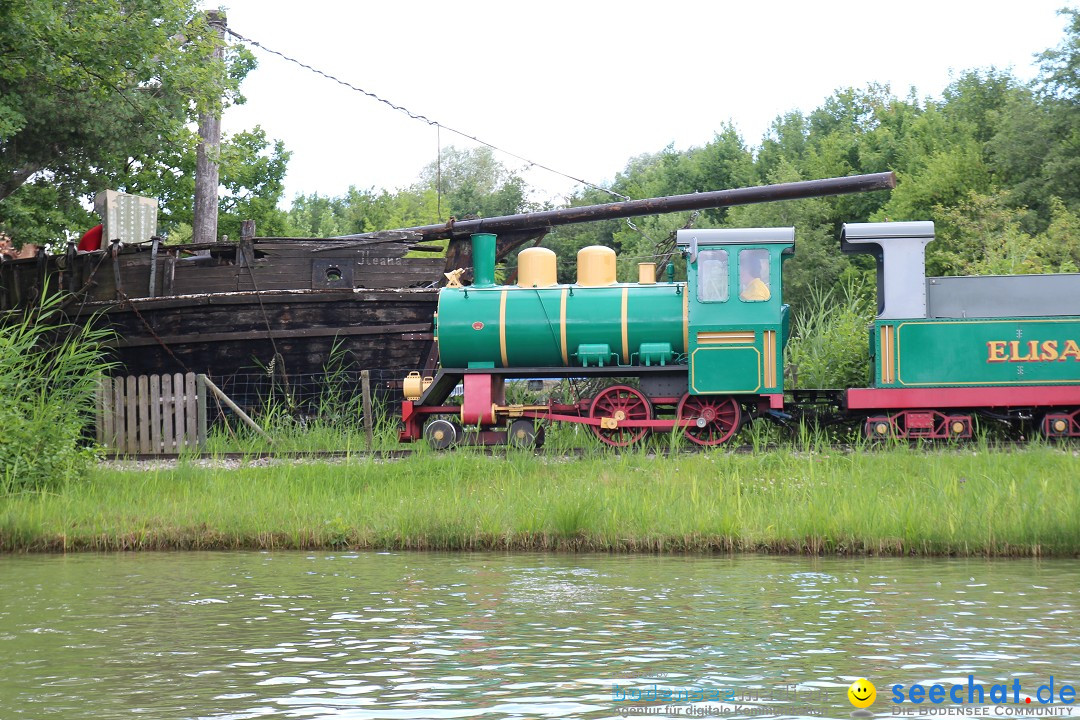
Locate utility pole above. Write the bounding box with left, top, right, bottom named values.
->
left=193, top=9, right=226, bottom=245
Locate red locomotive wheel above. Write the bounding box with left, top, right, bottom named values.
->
left=588, top=385, right=652, bottom=447
left=677, top=394, right=741, bottom=446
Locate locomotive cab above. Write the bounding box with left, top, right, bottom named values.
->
left=677, top=228, right=793, bottom=404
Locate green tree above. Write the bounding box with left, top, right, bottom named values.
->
left=4, top=126, right=290, bottom=245
left=970, top=11, right=1080, bottom=228
left=933, top=191, right=1080, bottom=275
left=287, top=193, right=351, bottom=238
left=285, top=147, right=537, bottom=242
left=0, top=1, right=287, bottom=245
left=120, top=126, right=291, bottom=240
left=418, top=146, right=531, bottom=219
left=0, top=1, right=252, bottom=200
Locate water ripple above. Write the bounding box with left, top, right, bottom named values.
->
left=0, top=553, right=1076, bottom=719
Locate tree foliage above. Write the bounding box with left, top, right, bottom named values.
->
left=285, top=146, right=534, bottom=238
left=0, top=0, right=289, bottom=245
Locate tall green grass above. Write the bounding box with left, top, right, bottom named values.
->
left=3, top=445, right=1077, bottom=555
left=787, top=275, right=875, bottom=389
left=0, top=292, right=112, bottom=491
left=205, top=338, right=408, bottom=453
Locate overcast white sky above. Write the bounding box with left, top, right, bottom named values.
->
left=215, top=0, right=1073, bottom=206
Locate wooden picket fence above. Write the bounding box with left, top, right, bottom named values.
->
left=96, top=372, right=207, bottom=454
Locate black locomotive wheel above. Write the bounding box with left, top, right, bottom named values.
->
left=588, top=385, right=652, bottom=447
left=677, top=394, right=741, bottom=446
left=424, top=418, right=460, bottom=449
left=508, top=419, right=539, bottom=448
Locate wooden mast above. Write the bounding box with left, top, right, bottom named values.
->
left=192, top=10, right=226, bottom=245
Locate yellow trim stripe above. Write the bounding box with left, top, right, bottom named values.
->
left=880, top=325, right=887, bottom=383
left=697, top=331, right=756, bottom=344
left=682, top=289, right=688, bottom=353
left=764, top=330, right=776, bottom=387
left=621, top=287, right=629, bottom=363
left=880, top=324, right=894, bottom=384
left=499, top=290, right=508, bottom=367
left=560, top=288, right=568, bottom=365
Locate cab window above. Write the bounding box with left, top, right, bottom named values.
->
left=697, top=250, right=728, bottom=302
left=739, top=249, right=771, bottom=302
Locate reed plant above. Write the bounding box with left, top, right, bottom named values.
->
left=0, top=292, right=112, bottom=492
left=787, top=275, right=876, bottom=389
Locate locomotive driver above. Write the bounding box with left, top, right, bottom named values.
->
left=740, top=254, right=771, bottom=301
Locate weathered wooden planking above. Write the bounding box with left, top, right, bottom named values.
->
left=185, top=373, right=197, bottom=447
left=173, top=373, right=185, bottom=450
left=161, top=373, right=174, bottom=453
left=98, top=380, right=111, bottom=446
left=93, top=372, right=205, bottom=454
left=196, top=375, right=207, bottom=451
left=149, top=374, right=162, bottom=453
left=6, top=242, right=445, bottom=378
left=76, top=287, right=438, bottom=312
left=105, top=246, right=438, bottom=296
left=114, top=322, right=432, bottom=347
left=100, top=301, right=438, bottom=335
left=137, top=375, right=150, bottom=453
left=112, top=377, right=124, bottom=450
left=125, top=376, right=137, bottom=455
left=74, top=287, right=440, bottom=376
left=253, top=245, right=410, bottom=259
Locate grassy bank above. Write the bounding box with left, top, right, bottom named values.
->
left=2, top=445, right=1078, bottom=556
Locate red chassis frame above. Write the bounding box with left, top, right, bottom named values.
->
left=399, top=372, right=784, bottom=444
left=847, top=385, right=1080, bottom=439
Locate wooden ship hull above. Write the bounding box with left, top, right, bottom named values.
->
left=0, top=231, right=444, bottom=377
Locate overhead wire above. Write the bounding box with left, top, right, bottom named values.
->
left=223, top=28, right=631, bottom=204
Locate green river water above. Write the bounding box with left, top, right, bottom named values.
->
left=0, top=553, right=1076, bottom=719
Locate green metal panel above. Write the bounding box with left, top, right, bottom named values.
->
left=625, top=286, right=682, bottom=365
left=686, top=242, right=791, bottom=395
left=564, top=287, right=623, bottom=365
left=437, top=283, right=684, bottom=369
left=873, top=316, right=1080, bottom=387
left=866, top=325, right=878, bottom=386
left=690, top=347, right=762, bottom=393
left=780, top=304, right=791, bottom=349
left=505, top=288, right=565, bottom=367
left=436, top=288, right=504, bottom=368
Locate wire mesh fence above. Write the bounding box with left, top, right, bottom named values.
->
left=206, top=368, right=411, bottom=425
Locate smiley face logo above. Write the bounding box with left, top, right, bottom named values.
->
left=848, top=678, right=876, bottom=708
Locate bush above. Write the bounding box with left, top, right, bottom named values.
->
left=786, top=276, right=876, bottom=389
left=0, top=293, right=112, bottom=491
